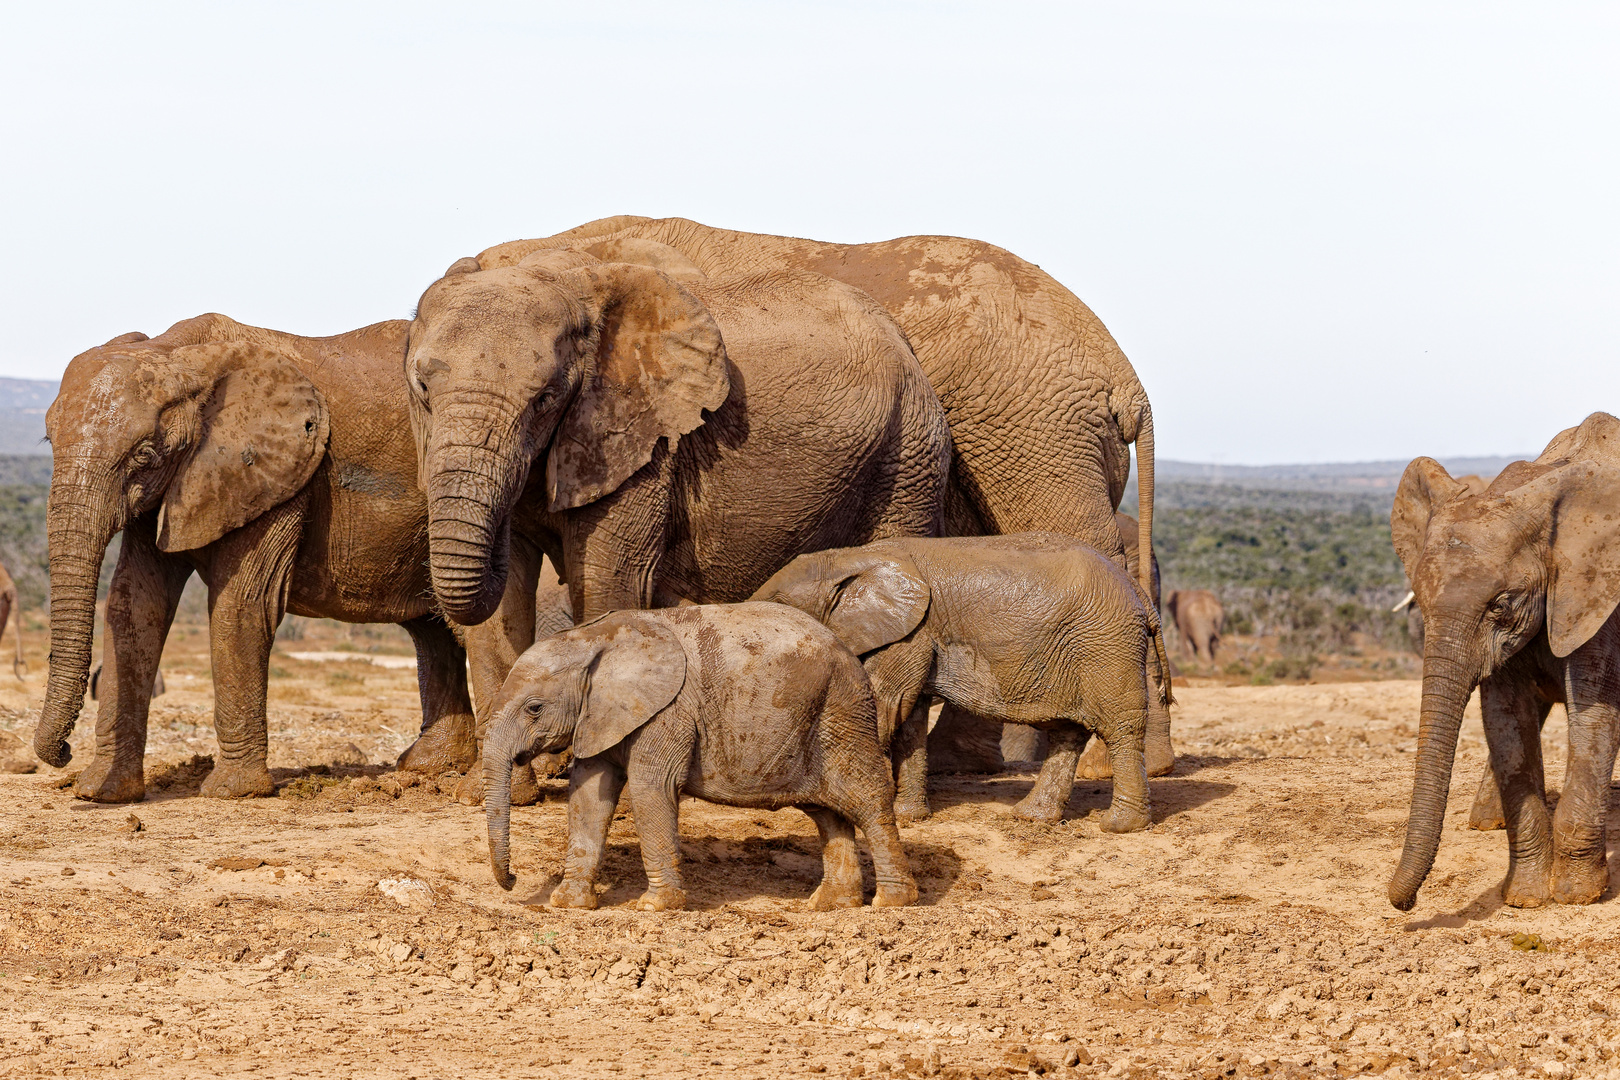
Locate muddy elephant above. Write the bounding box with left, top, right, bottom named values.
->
left=950, top=512, right=1175, bottom=779
left=753, top=533, right=1169, bottom=829
left=1166, top=590, right=1224, bottom=663
left=32, top=315, right=507, bottom=802
left=483, top=603, right=915, bottom=911
left=1387, top=414, right=1620, bottom=910
left=0, top=560, right=24, bottom=679
left=475, top=217, right=1159, bottom=598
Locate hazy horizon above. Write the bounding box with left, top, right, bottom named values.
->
left=3, top=2, right=1614, bottom=465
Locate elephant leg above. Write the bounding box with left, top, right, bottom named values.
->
left=926, top=703, right=1004, bottom=773
left=1000, top=724, right=1046, bottom=763
left=891, top=694, right=933, bottom=822
left=1551, top=648, right=1619, bottom=905
left=1012, top=723, right=1085, bottom=823
left=1144, top=645, right=1175, bottom=776
left=454, top=535, right=546, bottom=806
left=1468, top=698, right=1553, bottom=830
left=550, top=757, right=626, bottom=910
left=803, top=806, right=863, bottom=910
left=1481, top=674, right=1552, bottom=907
left=197, top=495, right=306, bottom=799
left=625, top=731, right=694, bottom=911
left=395, top=616, right=477, bottom=776
left=74, top=516, right=191, bottom=804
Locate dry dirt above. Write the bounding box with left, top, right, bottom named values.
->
left=1, top=617, right=1617, bottom=1079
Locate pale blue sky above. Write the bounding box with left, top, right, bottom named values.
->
left=2, top=2, right=1614, bottom=463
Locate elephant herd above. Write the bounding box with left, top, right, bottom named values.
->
left=22, top=213, right=1619, bottom=914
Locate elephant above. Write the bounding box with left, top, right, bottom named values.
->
left=89, top=664, right=163, bottom=700
left=1387, top=413, right=1620, bottom=910
left=475, top=217, right=1160, bottom=600
left=0, top=560, right=24, bottom=679
left=482, top=603, right=917, bottom=912
left=946, top=512, right=1176, bottom=779
left=407, top=249, right=951, bottom=789
left=32, top=314, right=505, bottom=802
left=752, top=533, right=1170, bottom=829
left=1166, top=589, right=1224, bottom=663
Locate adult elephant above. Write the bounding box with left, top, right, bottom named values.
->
left=0, top=560, right=25, bottom=679
left=474, top=217, right=1158, bottom=595
left=1387, top=413, right=1620, bottom=910
left=1166, top=590, right=1224, bottom=663
left=33, top=315, right=498, bottom=801
left=407, top=248, right=950, bottom=642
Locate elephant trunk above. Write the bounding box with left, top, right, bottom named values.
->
left=1388, top=624, right=1478, bottom=910
left=425, top=430, right=524, bottom=626
left=34, top=471, right=119, bottom=767
left=482, top=712, right=521, bottom=890
left=1135, top=407, right=1156, bottom=602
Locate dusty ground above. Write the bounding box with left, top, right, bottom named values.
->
left=1, top=616, right=1617, bottom=1079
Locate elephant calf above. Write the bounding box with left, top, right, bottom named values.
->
left=483, top=603, right=916, bottom=912
left=752, top=533, right=1171, bottom=828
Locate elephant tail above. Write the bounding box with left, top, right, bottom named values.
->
left=1150, top=615, right=1174, bottom=708
left=1135, top=406, right=1156, bottom=604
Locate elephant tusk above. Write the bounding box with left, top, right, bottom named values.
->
left=1391, top=591, right=1415, bottom=614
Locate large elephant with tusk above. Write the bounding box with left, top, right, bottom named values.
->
left=1387, top=413, right=1620, bottom=911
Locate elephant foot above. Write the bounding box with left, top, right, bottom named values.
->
left=397, top=716, right=476, bottom=775
left=457, top=763, right=542, bottom=807
left=1551, top=855, right=1608, bottom=905
left=807, top=881, right=863, bottom=911
left=72, top=756, right=145, bottom=804
left=1501, top=863, right=1551, bottom=908
left=893, top=794, right=931, bottom=824
left=1011, top=791, right=1065, bottom=825
left=1075, top=737, right=1113, bottom=780
left=1144, top=736, right=1175, bottom=778
left=1467, top=785, right=1506, bottom=831
left=549, top=878, right=599, bottom=910
left=200, top=761, right=276, bottom=799
left=1102, top=804, right=1151, bottom=834
left=634, top=886, right=688, bottom=912
left=872, top=881, right=918, bottom=908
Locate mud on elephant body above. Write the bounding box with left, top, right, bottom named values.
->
left=753, top=533, right=1171, bottom=829
left=482, top=603, right=916, bottom=912
left=33, top=315, right=513, bottom=802
left=1387, top=413, right=1620, bottom=910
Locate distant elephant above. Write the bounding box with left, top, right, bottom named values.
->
left=0, top=560, right=24, bottom=679
left=753, top=533, right=1169, bottom=830
left=1166, top=590, right=1224, bottom=663
left=33, top=315, right=503, bottom=802
left=476, top=217, right=1160, bottom=599
left=483, top=603, right=916, bottom=911
left=1387, top=414, right=1620, bottom=910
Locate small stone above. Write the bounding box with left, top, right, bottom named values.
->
left=121, top=813, right=143, bottom=834
left=209, top=857, right=264, bottom=871
left=60, top=867, right=75, bottom=877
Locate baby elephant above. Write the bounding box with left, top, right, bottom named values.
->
left=752, top=533, right=1171, bottom=829
left=482, top=603, right=916, bottom=912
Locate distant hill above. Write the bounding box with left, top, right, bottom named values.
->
left=1152, top=455, right=1528, bottom=492
left=0, top=378, right=57, bottom=456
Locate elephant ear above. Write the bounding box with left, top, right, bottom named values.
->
left=1390, top=457, right=1467, bottom=577
left=1544, top=413, right=1620, bottom=657
left=546, top=263, right=730, bottom=512
left=571, top=613, right=688, bottom=759
left=823, top=552, right=931, bottom=656
left=581, top=238, right=707, bottom=282
left=156, top=341, right=329, bottom=552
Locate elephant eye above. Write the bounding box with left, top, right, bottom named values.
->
left=130, top=445, right=158, bottom=468
left=525, top=700, right=543, bottom=716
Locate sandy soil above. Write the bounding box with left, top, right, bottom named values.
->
left=0, top=618, right=1617, bottom=1079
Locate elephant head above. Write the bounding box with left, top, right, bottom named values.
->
left=406, top=252, right=729, bottom=625
left=34, top=325, right=328, bottom=768
left=751, top=548, right=931, bottom=656
left=1386, top=412, right=1620, bottom=910
left=482, top=613, right=686, bottom=889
